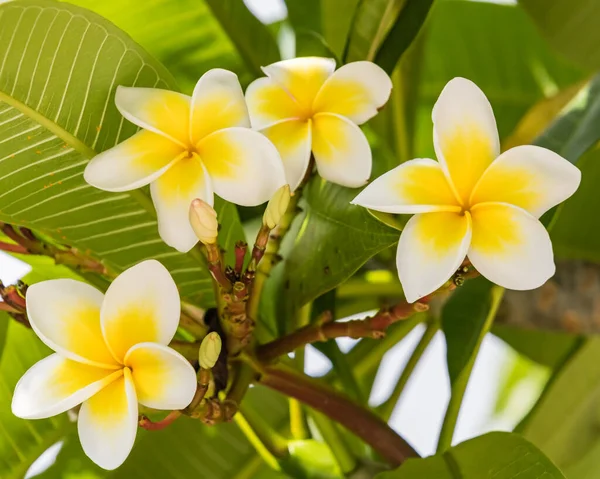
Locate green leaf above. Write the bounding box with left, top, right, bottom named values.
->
left=521, top=337, right=600, bottom=477
left=0, top=0, right=243, bottom=306
left=0, top=313, right=9, bottom=363
left=416, top=0, right=584, bottom=155
left=441, top=279, right=496, bottom=384
left=281, top=439, right=343, bottom=478
left=204, top=0, right=280, bottom=76
left=269, top=178, right=397, bottom=331
left=373, top=0, right=435, bottom=75
left=519, top=0, right=600, bottom=71
left=38, top=386, right=289, bottom=479
left=0, top=321, right=72, bottom=479
left=534, top=73, right=600, bottom=163
left=550, top=149, right=600, bottom=262
left=70, top=0, right=252, bottom=92
left=376, top=432, right=566, bottom=478
left=493, top=326, right=580, bottom=369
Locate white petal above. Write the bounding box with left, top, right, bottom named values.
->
left=124, top=342, right=197, bottom=410
left=115, top=86, right=191, bottom=146
left=198, top=127, right=286, bottom=206
left=313, top=61, right=392, bottom=124
left=84, top=130, right=184, bottom=193
left=351, top=159, right=461, bottom=214
left=245, top=77, right=302, bottom=129
left=261, top=119, right=312, bottom=191
left=190, top=68, right=250, bottom=145
left=397, top=212, right=471, bottom=303
left=12, top=354, right=122, bottom=420
left=470, top=145, right=581, bottom=218
left=312, top=113, right=371, bottom=188
left=26, top=280, right=118, bottom=369
left=101, top=260, right=181, bottom=363
left=262, top=57, right=336, bottom=112
left=433, top=77, right=500, bottom=204
left=78, top=369, right=138, bottom=470
left=150, top=156, right=213, bottom=252
left=468, top=202, right=555, bottom=290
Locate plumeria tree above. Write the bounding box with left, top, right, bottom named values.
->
left=0, top=0, right=599, bottom=477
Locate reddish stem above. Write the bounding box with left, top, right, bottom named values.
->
left=259, top=364, right=418, bottom=466
left=139, top=411, right=182, bottom=431
left=0, top=241, right=28, bottom=254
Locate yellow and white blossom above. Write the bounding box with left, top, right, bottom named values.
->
left=84, top=69, right=286, bottom=253
left=11, top=261, right=196, bottom=470
left=246, top=57, right=392, bottom=190
left=352, top=78, right=581, bottom=303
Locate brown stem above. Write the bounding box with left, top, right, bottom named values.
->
left=258, top=301, right=429, bottom=362
left=206, top=243, right=232, bottom=291
left=0, top=302, right=19, bottom=313
left=258, top=364, right=419, bottom=467
left=234, top=241, right=247, bottom=276
left=0, top=241, right=28, bottom=254
left=139, top=411, right=182, bottom=431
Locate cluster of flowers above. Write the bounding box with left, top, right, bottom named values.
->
left=10, top=57, right=581, bottom=469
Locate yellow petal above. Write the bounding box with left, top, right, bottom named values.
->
left=262, top=119, right=312, bottom=191
left=101, top=261, right=181, bottom=362
left=198, top=127, right=286, bottom=206
left=313, top=61, right=392, bottom=124
left=397, top=212, right=471, bottom=303
left=312, top=113, right=371, bottom=187
left=124, top=342, right=197, bottom=410
left=262, top=57, right=336, bottom=114
left=352, top=158, right=461, bottom=214
left=468, top=202, right=555, bottom=290
left=245, top=77, right=303, bottom=129
left=84, top=130, right=184, bottom=192
left=26, top=280, right=119, bottom=369
left=12, top=354, right=122, bottom=419
left=151, top=155, right=212, bottom=252
left=433, top=78, right=499, bottom=204
left=190, top=69, right=250, bottom=145
left=470, top=145, right=581, bottom=218
left=115, top=86, right=191, bottom=147
left=78, top=369, right=138, bottom=470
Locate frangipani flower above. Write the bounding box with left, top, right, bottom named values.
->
left=12, top=261, right=196, bottom=470
left=246, top=57, right=392, bottom=190
left=352, top=78, right=581, bottom=303
left=84, top=69, right=286, bottom=253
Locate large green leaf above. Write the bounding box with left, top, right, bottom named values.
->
left=534, top=73, right=600, bottom=163
left=415, top=0, right=584, bottom=156
left=377, top=432, right=566, bottom=478
left=70, top=0, right=252, bottom=92
left=0, top=321, right=71, bottom=478
left=204, top=0, right=280, bottom=76
left=550, top=149, right=600, bottom=262
left=0, top=0, right=243, bottom=306
left=38, top=386, right=289, bottom=479
left=521, top=337, right=600, bottom=478
left=266, top=178, right=397, bottom=333
left=519, top=0, right=600, bottom=71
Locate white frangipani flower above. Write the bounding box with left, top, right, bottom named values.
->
left=352, top=77, right=581, bottom=303
left=12, top=260, right=197, bottom=470
left=84, top=69, right=286, bottom=253
left=245, top=57, right=392, bottom=190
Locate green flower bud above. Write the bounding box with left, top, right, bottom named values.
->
left=263, top=184, right=291, bottom=229
left=199, top=332, right=222, bottom=369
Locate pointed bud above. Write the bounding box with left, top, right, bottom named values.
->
left=199, top=332, right=222, bottom=369
left=263, top=184, right=291, bottom=229
left=190, top=199, right=218, bottom=245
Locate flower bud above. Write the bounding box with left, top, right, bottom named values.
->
left=189, top=199, right=218, bottom=245
left=263, top=184, right=291, bottom=229
left=199, top=332, right=222, bottom=369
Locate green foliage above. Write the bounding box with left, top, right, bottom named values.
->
left=519, top=0, right=600, bottom=71
left=0, top=0, right=243, bottom=306
left=281, top=439, right=342, bottom=478
left=521, top=337, right=600, bottom=478
left=377, top=432, right=566, bottom=478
